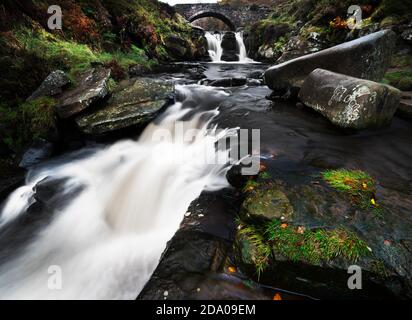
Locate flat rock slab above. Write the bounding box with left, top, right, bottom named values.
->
left=56, top=68, right=111, bottom=119
left=299, top=69, right=401, bottom=129
left=76, top=78, right=174, bottom=135
left=27, top=70, right=70, bottom=101
left=264, top=30, right=397, bottom=93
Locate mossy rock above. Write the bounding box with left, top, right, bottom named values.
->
left=242, top=183, right=294, bottom=222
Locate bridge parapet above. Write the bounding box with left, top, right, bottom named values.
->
left=175, top=4, right=271, bottom=31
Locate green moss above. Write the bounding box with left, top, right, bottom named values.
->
left=384, top=70, right=412, bottom=91
left=242, top=182, right=294, bottom=221
left=14, top=28, right=153, bottom=80
left=0, top=97, right=56, bottom=151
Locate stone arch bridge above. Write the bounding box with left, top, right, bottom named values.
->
left=174, top=3, right=271, bottom=31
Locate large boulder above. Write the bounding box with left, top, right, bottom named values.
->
left=76, top=78, right=174, bottom=135
left=164, top=34, right=192, bottom=61
left=27, top=70, right=70, bottom=101
left=265, top=30, right=397, bottom=94
left=56, top=68, right=111, bottom=119
left=221, top=32, right=239, bottom=62
left=298, top=69, right=401, bottom=129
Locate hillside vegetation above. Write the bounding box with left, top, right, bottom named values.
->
left=0, top=0, right=202, bottom=152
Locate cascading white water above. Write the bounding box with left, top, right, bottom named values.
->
left=205, top=32, right=223, bottom=62
left=235, top=31, right=255, bottom=63
left=205, top=31, right=256, bottom=63
left=0, top=85, right=235, bottom=300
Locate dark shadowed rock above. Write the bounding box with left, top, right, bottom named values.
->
left=265, top=30, right=397, bottom=94
left=164, top=34, right=191, bottom=61
left=299, top=69, right=401, bottom=129
left=397, top=92, right=412, bottom=119
left=76, top=78, right=174, bottom=135
left=221, top=32, right=239, bottom=62
left=27, top=70, right=70, bottom=101
left=19, top=139, right=54, bottom=169
left=56, top=68, right=111, bottom=119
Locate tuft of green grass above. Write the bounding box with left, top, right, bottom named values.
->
left=322, top=169, right=375, bottom=195
left=322, top=169, right=384, bottom=218
left=236, top=219, right=272, bottom=278
left=370, top=260, right=390, bottom=279
left=265, top=220, right=370, bottom=265
left=236, top=217, right=371, bottom=276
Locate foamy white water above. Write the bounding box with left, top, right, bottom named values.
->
left=0, top=85, right=234, bottom=300
left=205, top=32, right=223, bottom=62
left=205, top=31, right=257, bottom=63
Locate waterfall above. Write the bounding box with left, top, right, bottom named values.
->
left=236, top=31, right=255, bottom=63
left=0, top=85, right=236, bottom=299
left=205, top=32, right=223, bottom=62
left=205, top=31, right=255, bottom=63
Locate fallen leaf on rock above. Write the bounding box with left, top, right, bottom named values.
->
left=228, top=266, right=237, bottom=273
left=273, top=293, right=282, bottom=300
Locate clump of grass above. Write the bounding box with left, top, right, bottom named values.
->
left=265, top=220, right=370, bottom=264
left=236, top=218, right=371, bottom=276
left=370, top=260, right=390, bottom=279
left=322, top=169, right=375, bottom=195
left=236, top=219, right=272, bottom=278
left=322, top=169, right=383, bottom=218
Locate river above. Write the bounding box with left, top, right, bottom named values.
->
left=0, top=33, right=412, bottom=300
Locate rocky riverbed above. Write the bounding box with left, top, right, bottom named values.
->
left=0, top=0, right=412, bottom=299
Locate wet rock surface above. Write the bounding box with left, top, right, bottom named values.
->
left=76, top=78, right=174, bottom=135
left=56, top=68, right=111, bottom=119
left=19, top=139, right=54, bottom=169
left=138, top=190, right=241, bottom=300
left=221, top=32, right=239, bottom=62
left=27, top=70, right=70, bottom=101
left=397, top=92, right=412, bottom=119
left=265, top=30, right=397, bottom=94
left=234, top=166, right=412, bottom=299
left=299, top=69, right=401, bottom=129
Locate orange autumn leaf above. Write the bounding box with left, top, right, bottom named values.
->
left=280, top=223, right=288, bottom=229
left=228, top=266, right=237, bottom=273
left=273, top=293, right=282, bottom=300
